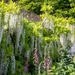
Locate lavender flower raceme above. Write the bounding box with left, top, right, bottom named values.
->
left=24, top=61, right=29, bottom=73
left=44, top=63, right=47, bottom=70
left=44, top=57, right=51, bottom=70
left=34, top=49, right=39, bottom=65
left=45, top=58, right=50, bottom=63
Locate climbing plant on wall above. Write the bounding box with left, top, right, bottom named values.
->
left=0, top=0, right=75, bottom=75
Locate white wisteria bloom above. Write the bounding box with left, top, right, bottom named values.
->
left=9, top=14, right=18, bottom=29
left=70, top=25, right=75, bottom=44
left=43, top=17, right=54, bottom=31
left=11, top=55, right=16, bottom=74
left=0, top=62, right=9, bottom=75
left=0, top=26, right=3, bottom=43
left=60, top=34, right=67, bottom=48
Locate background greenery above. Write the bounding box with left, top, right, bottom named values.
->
left=0, top=0, right=75, bottom=75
